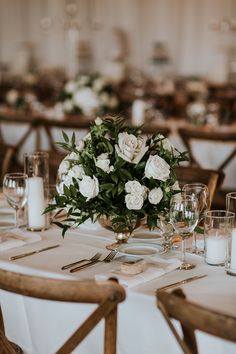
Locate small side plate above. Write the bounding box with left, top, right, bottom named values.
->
left=116, top=242, right=166, bottom=257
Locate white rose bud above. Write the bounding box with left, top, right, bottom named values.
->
left=68, top=152, right=78, bottom=160
left=115, top=132, right=148, bottom=164
left=158, top=134, right=172, bottom=151
left=148, top=187, right=163, bottom=205
left=76, top=140, right=85, bottom=151
left=79, top=175, right=99, bottom=201
left=171, top=181, right=180, bottom=191
left=125, top=194, right=144, bottom=210
left=145, top=155, right=170, bottom=181
left=63, top=99, right=74, bottom=113
left=95, top=117, right=103, bottom=125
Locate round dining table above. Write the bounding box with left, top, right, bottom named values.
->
left=0, top=219, right=236, bottom=354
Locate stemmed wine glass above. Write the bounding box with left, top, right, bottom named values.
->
left=156, top=213, right=177, bottom=250
left=3, top=173, right=28, bottom=228
left=169, top=193, right=199, bottom=270
left=183, top=183, right=210, bottom=253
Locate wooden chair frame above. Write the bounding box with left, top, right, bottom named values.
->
left=0, top=269, right=125, bottom=354
left=157, top=289, right=236, bottom=354
left=178, top=127, right=236, bottom=171
left=175, top=166, right=225, bottom=207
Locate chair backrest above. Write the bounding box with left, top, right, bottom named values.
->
left=178, top=126, right=236, bottom=170
left=0, top=268, right=125, bottom=354
left=175, top=166, right=225, bottom=207
left=157, top=288, right=236, bottom=354
left=0, top=143, right=15, bottom=185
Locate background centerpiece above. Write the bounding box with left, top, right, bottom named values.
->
left=59, top=74, right=120, bottom=117
left=47, top=117, right=187, bottom=246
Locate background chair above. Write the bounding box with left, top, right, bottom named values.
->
left=157, top=288, right=236, bottom=354
left=175, top=166, right=225, bottom=207
left=178, top=126, right=236, bottom=171
left=0, top=269, right=125, bottom=354
left=0, top=143, right=16, bottom=186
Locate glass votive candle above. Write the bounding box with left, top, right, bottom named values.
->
left=24, top=151, right=49, bottom=231
left=204, top=210, right=235, bottom=266
left=226, top=228, right=236, bottom=276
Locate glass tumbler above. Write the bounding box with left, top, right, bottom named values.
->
left=24, top=151, right=49, bottom=231
left=204, top=210, right=235, bottom=266
left=226, top=192, right=236, bottom=275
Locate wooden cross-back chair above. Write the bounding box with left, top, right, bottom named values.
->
left=157, top=288, right=236, bottom=354
left=178, top=126, right=236, bottom=171
left=175, top=166, right=225, bottom=207
left=0, top=143, right=16, bottom=185
left=0, top=268, right=125, bottom=354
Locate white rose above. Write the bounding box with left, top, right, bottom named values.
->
left=73, top=87, right=100, bottom=115
left=95, top=117, right=103, bottom=125
left=148, top=187, right=163, bottom=205
left=64, top=81, right=77, bottom=94
left=58, top=158, right=70, bottom=176
left=6, top=90, right=19, bottom=105
left=95, top=153, right=113, bottom=173
left=115, top=132, right=148, bottom=164
left=68, top=165, right=85, bottom=179
left=145, top=155, right=170, bottom=181
left=125, top=194, right=144, bottom=210
left=79, top=175, right=99, bottom=201
left=125, top=181, right=147, bottom=198
left=76, top=140, right=85, bottom=151
left=63, top=99, right=74, bottom=113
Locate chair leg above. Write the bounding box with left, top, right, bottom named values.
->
left=105, top=306, right=117, bottom=354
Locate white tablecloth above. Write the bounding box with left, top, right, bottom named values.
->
left=0, top=224, right=236, bottom=354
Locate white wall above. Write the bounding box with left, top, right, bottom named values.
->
left=0, top=0, right=235, bottom=78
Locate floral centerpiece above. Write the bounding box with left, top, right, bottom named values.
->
left=46, top=117, right=187, bottom=237
left=60, top=74, right=119, bottom=116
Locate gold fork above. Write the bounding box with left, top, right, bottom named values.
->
left=61, top=252, right=102, bottom=270
left=70, top=251, right=117, bottom=273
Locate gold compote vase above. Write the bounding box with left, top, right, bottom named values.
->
left=98, top=214, right=146, bottom=250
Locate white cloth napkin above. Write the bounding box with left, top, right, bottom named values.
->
left=95, top=257, right=181, bottom=288
left=0, top=229, right=41, bottom=251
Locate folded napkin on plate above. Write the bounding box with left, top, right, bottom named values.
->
left=0, top=229, right=41, bottom=251
left=95, top=257, right=181, bottom=288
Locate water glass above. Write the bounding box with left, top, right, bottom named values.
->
left=183, top=183, right=210, bottom=253
left=170, top=193, right=199, bottom=270
left=3, top=173, right=28, bottom=228
left=204, top=210, right=235, bottom=266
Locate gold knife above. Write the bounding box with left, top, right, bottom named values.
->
left=9, top=245, right=60, bottom=261
left=156, top=274, right=207, bottom=292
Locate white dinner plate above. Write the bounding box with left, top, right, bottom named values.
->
left=116, top=242, right=166, bottom=257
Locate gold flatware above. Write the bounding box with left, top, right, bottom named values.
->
left=61, top=252, right=102, bottom=270
left=70, top=251, right=117, bottom=273
left=156, top=274, right=207, bottom=292
left=10, top=244, right=60, bottom=261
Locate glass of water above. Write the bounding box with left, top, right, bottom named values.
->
left=3, top=173, right=28, bottom=228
